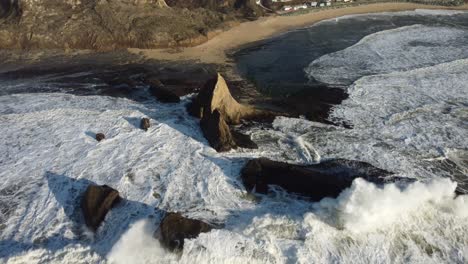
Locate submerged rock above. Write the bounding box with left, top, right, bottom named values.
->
left=95, top=133, right=106, bottom=142
left=141, top=118, right=151, bottom=131
left=81, top=185, right=121, bottom=231
left=149, top=81, right=180, bottom=103
left=158, top=212, right=213, bottom=251
left=231, top=130, right=258, bottom=149
left=241, top=158, right=408, bottom=201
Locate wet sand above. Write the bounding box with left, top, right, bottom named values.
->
left=129, top=3, right=468, bottom=64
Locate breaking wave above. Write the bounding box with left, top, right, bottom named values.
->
left=305, top=25, right=468, bottom=86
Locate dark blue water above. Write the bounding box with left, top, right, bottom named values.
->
left=234, top=10, right=468, bottom=96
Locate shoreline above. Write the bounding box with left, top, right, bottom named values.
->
left=129, top=2, right=468, bottom=64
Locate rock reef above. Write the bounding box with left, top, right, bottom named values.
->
left=241, top=158, right=412, bottom=201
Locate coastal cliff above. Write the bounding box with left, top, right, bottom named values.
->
left=0, top=0, right=261, bottom=50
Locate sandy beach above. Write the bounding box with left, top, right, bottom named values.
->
left=129, top=2, right=468, bottom=64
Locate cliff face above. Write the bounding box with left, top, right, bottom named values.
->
left=0, top=0, right=261, bottom=50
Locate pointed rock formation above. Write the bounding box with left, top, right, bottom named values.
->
left=241, top=158, right=411, bottom=201
left=189, top=73, right=270, bottom=151
left=81, top=185, right=121, bottom=231
left=158, top=212, right=213, bottom=251
left=188, top=73, right=257, bottom=124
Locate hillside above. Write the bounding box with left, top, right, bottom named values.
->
left=0, top=0, right=262, bottom=50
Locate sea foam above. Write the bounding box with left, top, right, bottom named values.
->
left=305, top=25, right=468, bottom=86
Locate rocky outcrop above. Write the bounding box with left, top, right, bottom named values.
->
left=189, top=73, right=267, bottom=151
left=81, top=185, right=121, bottom=231
left=241, top=158, right=411, bottom=201
left=157, top=212, right=213, bottom=251
left=188, top=73, right=257, bottom=124
left=141, top=118, right=151, bottom=131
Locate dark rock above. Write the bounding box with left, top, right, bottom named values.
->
left=149, top=82, right=180, bottom=103
left=241, top=158, right=409, bottom=201
left=81, top=185, right=121, bottom=231
left=200, top=109, right=237, bottom=152
left=231, top=130, right=258, bottom=149
left=95, top=133, right=106, bottom=142
left=158, top=212, right=213, bottom=251
left=141, top=118, right=151, bottom=131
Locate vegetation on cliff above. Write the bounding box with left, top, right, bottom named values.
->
left=0, top=0, right=262, bottom=49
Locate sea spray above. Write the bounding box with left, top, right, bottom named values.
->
left=313, top=178, right=459, bottom=232
left=107, top=220, right=177, bottom=264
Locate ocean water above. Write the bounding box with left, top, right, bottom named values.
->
left=1, top=9, right=468, bottom=264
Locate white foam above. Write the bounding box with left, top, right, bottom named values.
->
left=310, top=9, right=468, bottom=28
left=107, top=220, right=176, bottom=264
left=305, top=25, right=468, bottom=86
left=3, top=12, right=468, bottom=264
left=1, top=93, right=468, bottom=264
left=315, top=178, right=458, bottom=232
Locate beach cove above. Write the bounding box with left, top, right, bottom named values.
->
left=130, top=2, right=468, bottom=64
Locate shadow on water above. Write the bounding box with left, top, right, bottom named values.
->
left=0, top=172, right=164, bottom=259
left=123, top=116, right=142, bottom=129
left=85, top=131, right=97, bottom=140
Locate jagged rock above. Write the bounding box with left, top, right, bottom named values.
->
left=81, top=185, right=121, bottom=231
left=200, top=109, right=237, bottom=152
left=189, top=73, right=270, bottom=151
left=141, top=118, right=151, bottom=131
left=95, top=133, right=106, bottom=142
left=149, top=82, right=180, bottom=103
left=241, top=158, right=410, bottom=201
left=158, top=212, right=213, bottom=251
left=188, top=73, right=257, bottom=124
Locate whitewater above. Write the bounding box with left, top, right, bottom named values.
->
left=1, top=9, right=468, bottom=264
